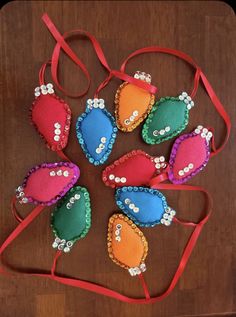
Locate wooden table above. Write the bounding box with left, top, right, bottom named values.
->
left=1, top=1, right=235, bottom=316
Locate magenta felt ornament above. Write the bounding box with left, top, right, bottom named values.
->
left=167, top=126, right=212, bottom=184
left=15, top=162, right=80, bottom=206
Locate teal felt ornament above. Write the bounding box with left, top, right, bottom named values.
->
left=51, top=186, right=91, bottom=253
left=142, top=92, right=195, bottom=144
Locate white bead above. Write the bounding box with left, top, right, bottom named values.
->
left=94, top=103, right=99, bottom=108
left=197, top=125, right=203, bottom=130
left=184, top=99, right=189, bottom=104
left=41, top=90, right=47, bottom=95
left=96, top=148, right=101, bottom=154
left=159, top=129, right=165, bottom=135
left=54, top=129, right=61, bottom=135
left=99, top=98, right=104, bottom=103
left=66, top=203, right=71, bottom=209
left=168, top=215, right=173, bottom=221
left=63, top=171, right=69, bottom=177
left=99, top=103, right=105, bottom=109
left=179, top=95, right=184, bottom=101
left=184, top=167, right=189, bottom=173
left=99, top=144, right=105, bottom=150
left=187, top=96, right=191, bottom=101
left=47, top=83, right=53, bottom=89
left=34, top=92, right=40, bottom=97
left=54, top=122, right=61, bottom=129
left=178, top=170, right=184, bottom=176
left=74, top=194, right=80, bottom=200
left=120, top=177, right=126, bottom=183
left=64, top=247, right=71, bottom=253
left=115, top=236, right=121, bottom=242
left=52, top=242, right=58, bottom=249
left=101, top=137, right=106, bottom=144
left=190, top=101, right=194, bottom=107
left=70, top=197, right=75, bottom=203
left=187, top=104, right=191, bottom=110
left=115, top=229, right=120, bottom=236
left=124, top=198, right=131, bottom=204
left=194, top=129, right=200, bottom=134
left=163, top=213, right=168, bottom=219
left=124, top=119, right=130, bottom=125
left=155, top=163, right=161, bottom=169
left=35, top=87, right=40, bottom=92
left=165, top=126, right=170, bottom=132
left=129, top=115, right=135, bottom=122
left=133, top=207, right=139, bottom=213
left=154, top=157, right=160, bottom=163
left=109, top=174, right=115, bottom=180
left=129, top=204, right=135, bottom=210
left=133, top=110, right=139, bottom=117
left=87, top=99, right=92, bottom=105
left=116, top=224, right=122, bottom=230
left=134, top=73, right=139, bottom=79
left=40, top=85, right=46, bottom=90
left=153, top=130, right=159, bottom=136
left=159, top=156, right=165, bottom=162
left=140, top=74, right=145, bottom=80
left=188, top=163, right=194, bottom=169
left=160, top=219, right=165, bottom=224
left=207, top=131, right=213, bottom=138
left=115, top=177, right=120, bottom=183
left=165, top=220, right=171, bottom=226
left=50, top=171, right=56, bottom=176
left=203, top=128, right=208, bottom=134
left=54, top=135, right=60, bottom=141
left=182, top=92, right=187, bottom=97
left=57, top=170, right=62, bottom=176
left=201, top=133, right=206, bottom=138
left=170, top=210, right=176, bottom=216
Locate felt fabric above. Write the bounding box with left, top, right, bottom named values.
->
left=168, top=130, right=211, bottom=184
left=115, top=187, right=167, bottom=227
left=31, top=94, right=71, bottom=150
left=80, top=109, right=112, bottom=159
left=76, top=103, right=117, bottom=165
left=115, top=82, right=155, bottom=132
left=107, top=214, right=148, bottom=269
left=51, top=186, right=91, bottom=242
left=17, top=162, right=80, bottom=205
left=142, top=97, right=189, bottom=144
left=102, top=150, right=157, bottom=188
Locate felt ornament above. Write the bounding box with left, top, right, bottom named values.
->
left=76, top=98, right=117, bottom=165
left=115, top=187, right=176, bottom=227
left=30, top=83, right=71, bottom=151
left=51, top=186, right=91, bottom=253
left=142, top=92, right=195, bottom=144
left=107, top=213, right=148, bottom=276
left=15, top=162, right=80, bottom=205
left=168, top=126, right=212, bottom=184
left=102, top=150, right=167, bottom=188
left=115, top=71, right=155, bottom=132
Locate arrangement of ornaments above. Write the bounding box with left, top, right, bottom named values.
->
left=0, top=14, right=231, bottom=303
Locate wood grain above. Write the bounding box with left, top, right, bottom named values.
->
left=0, top=1, right=235, bottom=316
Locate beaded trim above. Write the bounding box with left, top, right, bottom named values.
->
left=30, top=85, right=71, bottom=151
left=76, top=99, right=117, bottom=166
left=142, top=95, right=191, bottom=144
left=115, top=186, right=168, bottom=227
left=107, top=213, right=148, bottom=270
left=168, top=126, right=212, bottom=184
left=114, top=79, right=155, bottom=132
left=51, top=186, right=91, bottom=252
left=15, top=162, right=79, bottom=206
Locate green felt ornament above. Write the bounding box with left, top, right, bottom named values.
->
left=142, top=92, right=195, bottom=144
left=51, top=186, right=91, bottom=253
